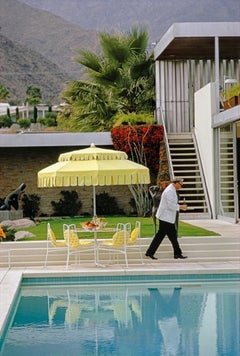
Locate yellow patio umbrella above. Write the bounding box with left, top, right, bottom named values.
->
left=38, top=143, right=150, bottom=216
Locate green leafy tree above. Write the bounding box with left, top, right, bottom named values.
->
left=0, top=83, right=9, bottom=101
left=59, top=26, right=155, bottom=131
left=26, top=86, right=42, bottom=106
left=26, top=86, right=41, bottom=123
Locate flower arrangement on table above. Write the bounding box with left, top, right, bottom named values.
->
left=81, top=218, right=107, bottom=231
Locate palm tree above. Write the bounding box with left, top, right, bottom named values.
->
left=60, top=27, right=155, bottom=131
left=58, top=81, right=117, bottom=131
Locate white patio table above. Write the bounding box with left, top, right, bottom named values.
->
left=73, top=226, right=116, bottom=266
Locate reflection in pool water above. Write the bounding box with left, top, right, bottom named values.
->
left=1, top=279, right=239, bottom=356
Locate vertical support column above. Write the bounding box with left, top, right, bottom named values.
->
left=213, top=36, right=220, bottom=219
left=154, top=59, right=161, bottom=123
left=214, top=36, right=220, bottom=115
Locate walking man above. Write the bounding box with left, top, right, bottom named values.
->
left=145, top=178, right=188, bottom=260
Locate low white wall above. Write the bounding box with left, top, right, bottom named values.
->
left=194, top=83, right=215, bottom=216
left=0, top=210, right=23, bottom=222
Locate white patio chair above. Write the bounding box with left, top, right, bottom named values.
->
left=63, top=224, right=94, bottom=268
left=45, top=222, right=68, bottom=267
left=126, top=221, right=143, bottom=264
left=96, top=222, right=131, bottom=267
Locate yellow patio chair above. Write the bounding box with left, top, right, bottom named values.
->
left=96, top=223, right=131, bottom=267
left=63, top=224, right=94, bottom=268
left=45, top=222, right=68, bottom=267
left=48, top=296, right=81, bottom=328
left=48, top=298, right=69, bottom=326
left=126, top=221, right=143, bottom=264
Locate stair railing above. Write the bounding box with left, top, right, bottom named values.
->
left=192, top=129, right=213, bottom=218
left=156, top=106, right=174, bottom=180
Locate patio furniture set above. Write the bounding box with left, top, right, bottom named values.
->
left=45, top=220, right=143, bottom=268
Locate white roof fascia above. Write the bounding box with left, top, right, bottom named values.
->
left=154, top=22, right=240, bottom=60
left=0, top=132, right=113, bottom=148
left=213, top=106, right=240, bottom=128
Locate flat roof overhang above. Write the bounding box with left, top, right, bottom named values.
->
left=0, top=132, right=113, bottom=148
left=154, top=22, right=240, bottom=60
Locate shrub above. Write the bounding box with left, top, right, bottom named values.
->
left=18, top=118, right=31, bottom=129
left=45, top=111, right=58, bottom=126
left=111, top=124, right=164, bottom=177
left=96, top=192, right=125, bottom=215
left=224, top=82, right=240, bottom=100
left=37, top=112, right=57, bottom=127
left=45, top=117, right=57, bottom=127
left=51, top=190, right=82, bottom=216
left=113, top=113, right=156, bottom=127
left=22, top=193, right=41, bottom=219
left=45, top=111, right=58, bottom=120
left=0, top=115, right=13, bottom=127
left=36, top=117, right=46, bottom=126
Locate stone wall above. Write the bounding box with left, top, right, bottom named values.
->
left=0, top=147, right=133, bottom=216
left=0, top=210, right=23, bottom=222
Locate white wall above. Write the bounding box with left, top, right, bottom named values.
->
left=194, top=83, right=215, bottom=216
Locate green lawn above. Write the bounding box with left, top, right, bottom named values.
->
left=19, top=216, right=219, bottom=241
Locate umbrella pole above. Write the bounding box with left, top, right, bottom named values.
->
left=93, top=186, right=97, bottom=218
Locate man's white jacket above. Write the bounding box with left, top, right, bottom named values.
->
left=156, top=183, right=179, bottom=224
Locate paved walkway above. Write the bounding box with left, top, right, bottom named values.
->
left=184, top=219, right=240, bottom=238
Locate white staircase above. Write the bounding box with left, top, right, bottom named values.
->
left=167, top=132, right=210, bottom=218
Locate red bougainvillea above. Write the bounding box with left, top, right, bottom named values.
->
left=157, top=140, right=170, bottom=189
left=111, top=124, right=164, bottom=178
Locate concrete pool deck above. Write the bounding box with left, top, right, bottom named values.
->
left=0, top=219, right=239, bottom=336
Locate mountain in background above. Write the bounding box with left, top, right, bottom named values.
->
left=0, top=0, right=99, bottom=103
left=0, top=33, right=70, bottom=104
left=0, top=0, right=239, bottom=103
left=17, top=0, right=240, bottom=42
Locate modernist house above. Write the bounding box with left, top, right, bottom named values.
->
left=154, top=22, right=240, bottom=223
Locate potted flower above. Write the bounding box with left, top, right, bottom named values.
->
left=223, top=82, right=240, bottom=110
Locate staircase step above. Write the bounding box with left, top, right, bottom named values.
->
left=172, top=159, right=198, bottom=162
left=169, top=143, right=195, bottom=147
left=172, top=171, right=201, bottom=176
left=170, top=148, right=195, bottom=151
left=173, top=165, right=200, bottom=169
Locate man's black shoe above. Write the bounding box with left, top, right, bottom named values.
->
left=145, top=253, right=158, bottom=260
left=174, top=255, right=187, bottom=259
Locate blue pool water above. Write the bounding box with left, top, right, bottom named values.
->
left=0, top=274, right=239, bottom=356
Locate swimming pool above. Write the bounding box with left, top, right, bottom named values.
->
left=0, top=274, right=239, bottom=356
